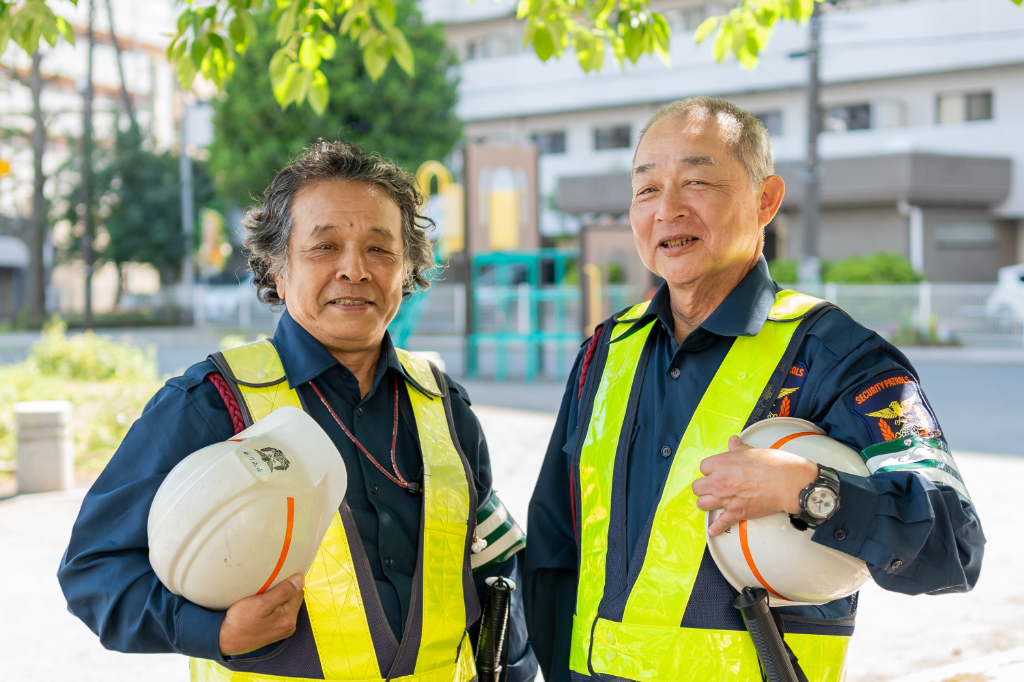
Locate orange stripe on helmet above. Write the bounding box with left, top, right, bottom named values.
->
left=739, top=519, right=791, bottom=602
left=257, top=496, right=295, bottom=595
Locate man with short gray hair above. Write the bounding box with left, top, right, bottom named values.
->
left=524, top=97, right=983, bottom=681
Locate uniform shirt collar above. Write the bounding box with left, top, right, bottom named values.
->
left=632, top=255, right=778, bottom=341
left=272, top=309, right=432, bottom=395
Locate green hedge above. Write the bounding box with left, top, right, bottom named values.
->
left=769, top=252, right=924, bottom=284
left=0, top=319, right=165, bottom=473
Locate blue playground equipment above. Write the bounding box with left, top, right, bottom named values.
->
left=467, top=249, right=580, bottom=381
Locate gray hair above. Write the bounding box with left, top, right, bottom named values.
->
left=243, top=140, right=436, bottom=307
left=637, top=97, right=774, bottom=190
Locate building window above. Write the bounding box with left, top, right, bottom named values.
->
left=824, top=104, right=871, bottom=133
left=937, top=91, right=993, bottom=124
left=754, top=111, right=783, bottom=137
left=465, top=34, right=512, bottom=61
left=935, top=223, right=998, bottom=249
left=664, top=5, right=706, bottom=33
left=594, top=125, right=631, bottom=150
left=531, top=131, right=567, bottom=155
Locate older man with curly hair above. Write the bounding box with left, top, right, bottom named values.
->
left=59, top=141, right=537, bottom=682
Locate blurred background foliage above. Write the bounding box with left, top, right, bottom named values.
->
left=769, top=251, right=925, bottom=284
left=0, top=318, right=164, bottom=473
left=208, top=2, right=462, bottom=208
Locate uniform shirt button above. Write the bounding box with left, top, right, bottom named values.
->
left=660, top=446, right=672, bottom=457
left=833, top=529, right=847, bottom=541
left=891, top=559, right=903, bottom=570
left=356, top=408, right=364, bottom=417
left=669, top=368, right=680, bottom=379
left=370, top=484, right=378, bottom=495
left=341, top=370, right=351, bottom=379
left=385, top=556, right=394, bottom=568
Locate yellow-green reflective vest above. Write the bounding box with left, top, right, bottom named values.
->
left=569, top=290, right=852, bottom=682
left=191, top=340, right=479, bottom=682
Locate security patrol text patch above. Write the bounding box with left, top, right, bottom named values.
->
left=769, top=362, right=808, bottom=418
left=852, top=370, right=940, bottom=443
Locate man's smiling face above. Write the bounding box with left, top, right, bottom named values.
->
left=274, top=178, right=405, bottom=354
left=629, top=113, right=770, bottom=288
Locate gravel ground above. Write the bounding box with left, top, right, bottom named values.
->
left=0, top=406, right=1018, bottom=681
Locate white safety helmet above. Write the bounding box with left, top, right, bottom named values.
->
left=706, top=417, right=871, bottom=606
left=148, top=406, right=347, bottom=610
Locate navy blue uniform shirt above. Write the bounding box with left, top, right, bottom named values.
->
left=58, top=310, right=536, bottom=680
left=523, top=257, right=984, bottom=682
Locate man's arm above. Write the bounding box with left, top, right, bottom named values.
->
left=523, top=351, right=585, bottom=682
left=695, top=313, right=985, bottom=595
left=446, top=377, right=538, bottom=682
left=57, top=364, right=234, bottom=659
left=797, top=329, right=985, bottom=595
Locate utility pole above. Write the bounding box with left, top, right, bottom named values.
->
left=29, top=51, right=46, bottom=325
left=80, top=0, right=95, bottom=329
left=799, top=1, right=823, bottom=287
left=180, top=103, right=195, bottom=324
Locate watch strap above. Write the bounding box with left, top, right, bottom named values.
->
left=790, top=464, right=841, bottom=530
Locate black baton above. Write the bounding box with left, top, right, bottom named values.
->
left=476, top=576, right=514, bottom=682
left=734, top=587, right=798, bottom=682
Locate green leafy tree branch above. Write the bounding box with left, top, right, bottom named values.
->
left=2, top=0, right=1021, bottom=114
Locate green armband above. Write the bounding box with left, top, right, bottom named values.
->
left=471, top=492, right=526, bottom=573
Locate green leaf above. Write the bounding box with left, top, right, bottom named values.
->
left=299, top=36, right=321, bottom=69
left=694, top=16, right=720, bottom=44
left=55, top=16, right=74, bottom=45
left=315, top=32, right=337, bottom=59
left=276, top=2, right=298, bottom=42
left=307, top=69, right=329, bottom=114
left=191, top=32, right=211, bottom=69
left=229, top=16, right=247, bottom=49
left=273, top=61, right=301, bottom=103
left=41, top=13, right=58, bottom=47
left=386, top=25, right=414, bottom=75
left=286, top=67, right=313, bottom=106
left=373, top=0, right=396, bottom=29
left=533, top=22, right=554, bottom=61
left=177, top=9, right=188, bottom=36
left=713, top=21, right=732, bottom=63
left=363, top=34, right=391, bottom=80
left=174, top=45, right=198, bottom=89
left=269, top=47, right=293, bottom=89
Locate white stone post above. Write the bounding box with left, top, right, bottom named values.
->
left=14, top=401, right=74, bottom=493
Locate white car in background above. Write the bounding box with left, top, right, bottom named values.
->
left=986, top=264, right=1024, bottom=325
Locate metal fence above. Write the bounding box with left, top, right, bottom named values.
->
left=192, top=284, right=279, bottom=330
left=783, top=282, right=1024, bottom=347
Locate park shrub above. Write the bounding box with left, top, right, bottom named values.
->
left=769, top=252, right=923, bottom=284
left=0, top=318, right=164, bottom=475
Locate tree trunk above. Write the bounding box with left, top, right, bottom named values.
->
left=28, top=51, right=47, bottom=326
left=81, top=0, right=95, bottom=329
left=104, top=0, right=136, bottom=132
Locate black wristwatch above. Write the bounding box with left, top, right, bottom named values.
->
left=790, top=464, right=841, bottom=530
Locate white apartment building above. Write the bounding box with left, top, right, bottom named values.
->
left=424, top=0, right=1024, bottom=282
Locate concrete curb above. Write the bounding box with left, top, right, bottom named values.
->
left=885, top=647, right=1024, bottom=682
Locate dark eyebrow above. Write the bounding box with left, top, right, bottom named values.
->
left=633, top=155, right=720, bottom=176
left=309, top=224, right=337, bottom=237
left=680, top=155, right=720, bottom=167
left=369, top=227, right=397, bottom=241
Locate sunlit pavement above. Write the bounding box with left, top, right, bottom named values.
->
left=1, top=405, right=1021, bottom=681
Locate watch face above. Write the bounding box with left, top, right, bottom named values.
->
left=807, top=488, right=837, bottom=519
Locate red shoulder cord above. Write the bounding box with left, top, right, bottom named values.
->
left=207, top=372, right=246, bottom=436
left=569, top=324, right=605, bottom=542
